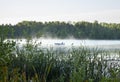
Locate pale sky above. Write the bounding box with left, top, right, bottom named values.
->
left=0, top=0, right=120, bottom=24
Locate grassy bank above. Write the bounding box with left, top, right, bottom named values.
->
left=0, top=39, right=120, bottom=82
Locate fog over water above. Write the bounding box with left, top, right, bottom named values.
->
left=5, top=39, right=120, bottom=64
left=6, top=39, right=120, bottom=50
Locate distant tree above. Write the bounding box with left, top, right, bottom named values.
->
left=1, top=21, right=120, bottom=39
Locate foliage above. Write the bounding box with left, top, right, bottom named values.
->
left=1, top=21, right=120, bottom=39
left=0, top=39, right=120, bottom=82
left=1, top=21, right=120, bottom=82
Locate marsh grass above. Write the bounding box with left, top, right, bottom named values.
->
left=1, top=39, right=120, bottom=82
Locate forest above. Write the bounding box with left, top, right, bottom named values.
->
left=1, top=21, right=120, bottom=82
left=0, top=20, right=120, bottom=39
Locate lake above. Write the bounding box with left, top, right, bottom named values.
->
left=6, top=39, right=120, bottom=50
left=5, top=39, right=120, bottom=67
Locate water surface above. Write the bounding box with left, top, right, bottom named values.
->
left=7, top=39, right=120, bottom=49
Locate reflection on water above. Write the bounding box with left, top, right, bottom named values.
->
left=5, top=39, right=120, bottom=49
left=4, top=39, right=120, bottom=69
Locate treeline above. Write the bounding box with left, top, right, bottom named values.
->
left=0, top=21, right=120, bottom=39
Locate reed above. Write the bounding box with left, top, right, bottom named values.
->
left=0, top=39, right=120, bottom=82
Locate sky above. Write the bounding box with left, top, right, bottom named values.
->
left=0, top=0, right=120, bottom=24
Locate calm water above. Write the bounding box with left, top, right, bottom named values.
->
left=6, top=39, right=120, bottom=49
left=5, top=39, right=120, bottom=65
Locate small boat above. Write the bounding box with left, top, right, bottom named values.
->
left=54, top=42, right=65, bottom=45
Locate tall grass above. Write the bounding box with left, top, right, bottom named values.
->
left=1, top=39, right=120, bottom=82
